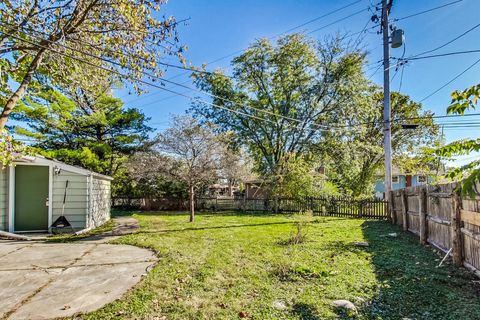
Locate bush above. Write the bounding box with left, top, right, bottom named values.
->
left=288, top=210, right=313, bottom=245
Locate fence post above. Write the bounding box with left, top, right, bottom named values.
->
left=359, top=200, right=363, bottom=218
left=451, top=192, right=463, bottom=267
left=418, top=188, right=427, bottom=245
left=388, top=191, right=395, bottom=223
left=401, top=189, right=408, bottom=231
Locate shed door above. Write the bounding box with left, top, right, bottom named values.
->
left=15, top=166, right=49, bottom=231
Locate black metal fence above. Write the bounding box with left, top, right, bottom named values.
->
left=112, top=196, right=388, bottom=219
left=196, top=196, right=388, bottom=219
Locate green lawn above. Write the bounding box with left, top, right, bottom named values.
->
left=82, top=212, right=480, bottom=320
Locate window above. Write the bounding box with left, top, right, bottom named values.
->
left=418, top=175, right=427, bottom=183
left=392, top=176, right=399, bottom=183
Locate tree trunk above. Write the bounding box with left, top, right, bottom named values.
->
left=228, top=180, right=234, bottom=197
left=189, top=185, right=195, bottom=222
left=0, top=50, right=45, bottom=130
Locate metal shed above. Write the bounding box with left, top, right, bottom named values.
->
left=0, top=155, right=112, bottom=233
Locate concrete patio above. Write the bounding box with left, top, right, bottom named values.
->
left=0, top=240, right=157, bottom=319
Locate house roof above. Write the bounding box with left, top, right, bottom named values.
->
left=14, top=154, right=113, bottom=181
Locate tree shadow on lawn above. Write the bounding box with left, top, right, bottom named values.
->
left=135, top=220, right=296, bottom=235
left=131, top=211, right=349, bottom=235
left=291, top=303, right=322, bottom=320
left=360, top=220, right=480, bottom=320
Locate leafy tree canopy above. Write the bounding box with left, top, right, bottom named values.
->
left=0, top=0, right=183, bottom=130
left=13, top=88, right=152, bottom=176
left=191, top=34, right=366, bottom=176
left=319, top=90, right=439, bottom=197
left=270, top=153, right=339, bottom=199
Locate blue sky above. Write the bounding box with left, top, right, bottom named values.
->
left=114, top=0, right=480, bottom=166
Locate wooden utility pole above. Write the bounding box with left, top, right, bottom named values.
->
left=382, top=0, right=393, bottom=218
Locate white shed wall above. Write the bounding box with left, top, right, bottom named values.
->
left=52, top=170, right=88, bottom=230
left=89, top=177, right=111, bottom=228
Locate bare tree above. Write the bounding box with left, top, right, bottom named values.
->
left=155, top=116, right=223, bottom=222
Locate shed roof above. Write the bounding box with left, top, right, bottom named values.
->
left=14, top=155, right=113, bottom=181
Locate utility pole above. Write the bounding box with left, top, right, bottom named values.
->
left=382, top=0, right=393, bottom=215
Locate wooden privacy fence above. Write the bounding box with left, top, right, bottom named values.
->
left=391, top=182, right=480, bottom=277
left=196, top=196, right=388, bottom=219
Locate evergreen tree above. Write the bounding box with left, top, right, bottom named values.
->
left=13, top=88, right=152, bottom=176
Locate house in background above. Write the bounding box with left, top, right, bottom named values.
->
left=0, top=155, right=112, bottom=233
left=207, top=183, right=240, bottom=197
left=374, top=167, right=439, bottom=198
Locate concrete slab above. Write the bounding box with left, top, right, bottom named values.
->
left=74, top=244, right=157, bottom=266
left=0, top=269, right=55, bottom=319
left=81, top=216, right=140, bottom=243
left=0, top=243, right=96, bottom=270
left=0, top=240, right=157, bottom=319
left=9, top=262, right=153, bottom=320
left=0, top=241, right=28, bottom=258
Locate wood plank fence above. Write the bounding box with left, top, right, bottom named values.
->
left=196, top=196, right=388, bottom=219
left=390, top=182, right=480, bottom=277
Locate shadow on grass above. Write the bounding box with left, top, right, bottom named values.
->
left=360, top=220, right=480, bottom=320
left=291, top=303, right=321, bottom=320
left=131, top=211, right=351, bottom=236
left=131, top=210, right=284, bottom=218
left=111, top=209, right=136, bottom=217
left=136, top=220, right=296, bottom=235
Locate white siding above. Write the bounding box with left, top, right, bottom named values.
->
left=89, top=176, right=111, bottom=228
left=52, top=171, right=88, bottom=230
left=0, top=168, right=7, bottom=231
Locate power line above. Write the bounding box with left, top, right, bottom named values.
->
left=369, top=0, right=469, bottom=76
left=393, top=0, right=463, bottom=22
left=7, top=21, right=480, bottom=132
left=5, top=30, right=370, bottom=138
left=410, top=22, right=480, bottom=58
left=0, top=30, right=286, bottom=127
left=367, top=62, right=383, bottom=80
left=123, top=1, right=374, bottom=104
left=387, top=50, right=458, bottom=76
left=94, top=5, right=378, bottom=109
left=0, top=20, right=231, bottom=80
left=283, top=0, right=363, bottom=34
left=399, top=49, right=480, bottom=61
left=419, top=56, right=480, bottom=103
left=9, top=28, right=480, bottom=131
left=2, top=25, right=334, bottom=130
left=306, top=8, right=369, bottom=35
left=398, top=63, right=405, bottom=92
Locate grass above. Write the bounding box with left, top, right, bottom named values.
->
left=80, top=212, right=480, bottom=320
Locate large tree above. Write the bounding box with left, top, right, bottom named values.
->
left=13, top=88, right=152, bottom=176
left=0, top=0, right=182, bottom=130
left=191, top=34, right=366, bottom=177
left=318, top=90, right=439, bottom=197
